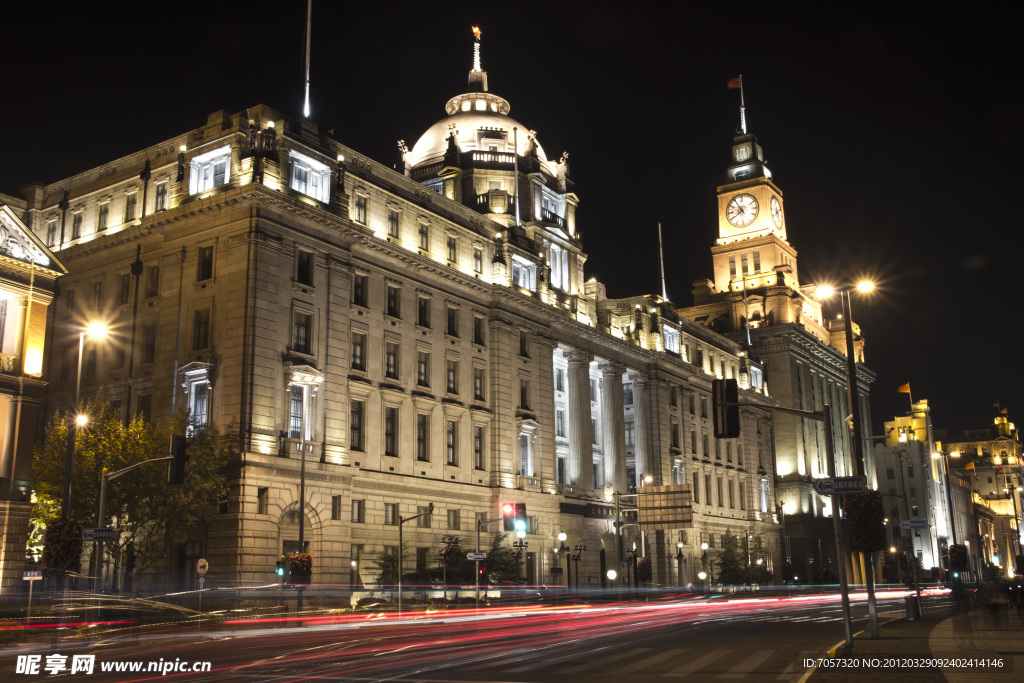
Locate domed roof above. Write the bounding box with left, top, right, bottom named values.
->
left=407, top=95, right=556, bottom=176
left=406, top=30, right=557, bottom=177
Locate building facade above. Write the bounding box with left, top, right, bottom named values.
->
left=7, top=38, right=783, bottom=590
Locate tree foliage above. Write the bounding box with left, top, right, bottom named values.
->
left=843, top=490, right=887, bottom=553
left=483, top=532, right=519, bottom=584
left=33, top=397, right=230, bottom=583
left=715, top=529, right=746, bottom=585
left=439, top=537, right=476, bottom=585
left=41, top=519, right=83, bottom=578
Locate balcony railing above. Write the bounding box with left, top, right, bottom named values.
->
left=541, top=208, right=565, bottom=228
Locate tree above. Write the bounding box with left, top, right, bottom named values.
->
left=715, top=529, right=746, bottom=585
left=483, top=532, right=519, bottom=584
left=33, top=397, right=230, bottom=588
left=749, top=535, right=773, bottom=584
left=438, top=537, right=476, bottom=585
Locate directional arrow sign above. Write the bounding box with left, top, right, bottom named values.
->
left=899, top=520, right=928, bottom=530
left=467, top=552, right=486, bottom=561
left=812, top=476, right=867, bottom=496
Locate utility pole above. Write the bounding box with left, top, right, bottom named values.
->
left=398, top=502, right=433, bottom=615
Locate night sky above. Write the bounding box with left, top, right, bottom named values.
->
left=2, top=2, right=1019, bottom=437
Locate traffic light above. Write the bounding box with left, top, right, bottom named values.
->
left=712, top=379, right=740, bottom=438
left=167, top=435, right=191, bottom=485
left=502, top=502, right=527, bottom=532
left=276, top=558, right=286, bottom=579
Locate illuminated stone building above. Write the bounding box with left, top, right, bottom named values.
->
left=6, top=35, right=781, bottom=590
left=675, top=103, right=875, bottom=583
left=0, top=204, right=64, bottom=594
left=944, top=413, right=1022, bottom=578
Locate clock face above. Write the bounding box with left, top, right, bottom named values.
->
left=771, top=196, right=783, bottom=228
left=726, top=194, right=759, bottom=227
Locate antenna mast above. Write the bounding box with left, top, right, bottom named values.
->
left=658, top=222, right=667, bottom=302
left=303, top=0, right=312, bottom=118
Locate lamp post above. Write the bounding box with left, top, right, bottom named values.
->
left=777, top=502, right=790, bottom=562
left=676, top=542, right=685, bottom=587
left=558, top=532, right=568, bottom=592
left=61, top=323, right=108, bottom=521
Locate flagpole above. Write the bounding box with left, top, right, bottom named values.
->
left=739, top=74, right=747, bottom=135
left=303, top=0, right=312, bottom=118
left=658, top=222, right=667, bottom=302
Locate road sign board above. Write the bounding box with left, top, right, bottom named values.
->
left=22, top=570, right=42, bottom=581
left=550, top=567, right=563, bottom=575
left=466, top=552, right=485, bottom=561
left=899, top=520, right=928, bottom=530
left=197, top=558, right=209, bottom=575
left=198, top=576, right=206, bottom=590
left=83, top=527, right=117, bottom=542
left=811, top=476, right=867, bottom=496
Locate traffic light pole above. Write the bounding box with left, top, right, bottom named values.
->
left=476, top=515, right=504, bottom=610
left=398, top=502, right=433, bottom=616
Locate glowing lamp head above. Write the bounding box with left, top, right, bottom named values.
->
left=889, top=546, right=897, bottom=553
left=856, top=280, right=874, bottom=293
left=697, top=571, right=707, bottom=580
left=557, top=532, right=567, bottom=542
left=86, top=322, right=109, bottom=339
left=606, top=569, right=617, bottom=581
left=701, top=542, right=709, bottom=551
left=817, top=285, right=836, bottom=298
left=75, top=414, right=88, bottom=427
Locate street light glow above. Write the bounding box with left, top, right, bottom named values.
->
left=817, top=285, right=835, bottom=298
left=606, top=569, right=617, bottom=581
left=75, top=414, right=88, bottom=426
left=557, top=532, right=567, bottom=542
left=86, top=322, right=109, bottom=339
left=856, top=280, right=874, bottom=293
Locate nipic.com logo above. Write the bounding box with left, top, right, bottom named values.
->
left=15, top=654, right=212, bottom=676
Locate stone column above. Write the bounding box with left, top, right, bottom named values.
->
left=632, top=372, right=650, bottom=480
left=565, top=350, right=594, bottom=490
left=600, top=363, right=627, bottom=492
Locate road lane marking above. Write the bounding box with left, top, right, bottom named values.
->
left=663, top=648, right=730, bottom=678
left=719, top=649, right=775, bottom=678
left=561, top=647, right=652, bottom=673
left=609, top=648, right=689, bottom=674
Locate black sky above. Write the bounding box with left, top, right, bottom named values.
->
left=2, top=2, right=1020, bottom=436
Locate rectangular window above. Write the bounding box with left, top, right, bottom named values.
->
left=741, top=252, right=749, bottom=274
left=93, top=281, right=102, bottom=308
left=294, top=313, right=312, bottom=355
left=417, top=414, right=429, bottom=462
left=717, top=477, right=723, bottom=507
left=97, top=202, right=109, bottom=231
left=752, top=251, right=761, bottom=272
left=137, top=394, right=153, bottom=421
left=331, top=495, right=342, bottom=521
left=351, top=499, right=365, bottom=523
left=692, top=472, right=700, bottom=504
left=124, top=193, right=137, bottom=222
left=705, top=473, right=712, bottom=506
left=296, top=251, right=313, bottom=286
left=912, top=505, right=919, bottom=517
left=417, top=297, right=431, bottom=327
left=354, top=195, right=367, bottom=224
left=474, top=246, right=483, bottom=274
left=447, top=508, right=460, bottom=531
left=555, top=368, right=564, bottom=393
left=384, top=408, right=397, bottom=456
left=417, top=351, right=430, bottom=387
left=519, top=330, right=529, bottom=357
left=146, top=266, right=160, bottom=298
left=473, top=316, right=485, bottom=345
left=474, top=426, right=485, bottom=470
left=556, top=410, right=565, bottom=437
left=46, top=220, right=57, bottom=247
left=190, top=147, right=230, bottom=193
left=887, top=467, right=895, bottom=480
left=417, top=506, right=431, bottom=528
left=729, top=479, right=735, bottom=508
left=155, top=181, right=168, bottom=212
left=353, top=274, right=368, bottom=307
left=447, top=235, right=457, bottom=262
left=192, top=309, right=211, bottom=350
left=191, top=383, right=209, bottom=430
left=473, top=367, right=485, bottom=401
left=446, top=307, right=458, bottom=337
left=909, top=486, right=916, bottom=498
left=386, top=285, right=400, bottom=318
left=351, top=332, right=366, bottom=370
left=387, top=209, right=399, bottom=238
left=446, top=359, right=458, bottom=394
left=729, top=255, right=736, bottom=279
left=418, top=223, right=429, bottom=250
left=624, top=421, right=635, bottom=446
left=446, top=420, right=458, bottom=466
left=624, top=383, right=634, bottom=405
left=672, top=423, right=680, bottom=448
left=907, top=465, right=915, bottom=477
left=385, top=342, right=399, bottom=380
left=71, top=211, right=83, bottom=239
left=197, top=246, right=213, bottom=281
left=519, top=379, right=530, bottom=410
left=290, top=153, right=330, bottom=202
left=384, top=503, right=397, bottom=526
left=690, top=429, right=697, bottom=454
left=350, top=401, right=364, bottom=451
left=257, top=487, right=269, bottom=515
left=288, top=385, right=304, bottom=439
left=120, top=274, right=131, bottom=305
left=701, top=397, right=708, bottom=418
left=140, top=324, right=156, bottom=365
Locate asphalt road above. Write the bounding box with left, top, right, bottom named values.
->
left=1, top=592, right=942, bottom=682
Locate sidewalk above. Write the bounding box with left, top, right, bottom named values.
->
left=810, top=600, right=1024, bottom=682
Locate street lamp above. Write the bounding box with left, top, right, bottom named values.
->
left=557, top=532, right=568, bottom=589
left=61, top=322, right=109, bottom=521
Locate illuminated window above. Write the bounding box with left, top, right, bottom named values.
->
left=384, top=342, right=399, bottom=380
left=72, top=211, right=82, bottom=239
left=549, top=244, right=570, bottom=291
left=350, top=401, right=364, bottom=451
left=418, top=223, right=429, bottom=250
left=473, top=366, right=485, bottom=401
left=387, top=209, right=399, bottom=238
left=511, top=255, right=536, bottom=291
left=753, top=251, right=761, bottom=271
left=663, top=326, right=680, bottom=354
left=446, top=420, right=458, bottom=466
left=189, top=146, right=230, bottom=194
left=293, top=313, right=312, bottom=355
left=519, top=433, right=533, bottom=476
left=97, top=202, right=109, bottom=231
left=447, top=235, right=457, bottom=263
left=417, top=351, right=429, bottom=387
left=353, top=194, right=367, bottom=224
left=46, top=220, right=57, bottom=247
left=473, top=246, right=483, bottom=274
left=474, top=426, right=485, bottom=469
left=351, top=333, right=366, bottom=371
left=154, top=181, right=168, bottom=212
left=124, top=193, right=137, bottom=222
left=289, top=151, right=331, bottom=202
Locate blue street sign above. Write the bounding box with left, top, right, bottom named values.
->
left=467, top=552, right=486, bottom=561
left=811, top=476, right=867, bottom=496
left=83, top=527, right=117, bottom=542
left=22, top=570, right=42, bottom=580
left=899, top=519, right=928, bottom=530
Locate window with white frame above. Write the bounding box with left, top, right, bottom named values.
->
left=760, top=476, right=769, bottom=513
left=519, top=432, right=534, bottom=477
left=154, top=181, right=168, bottom=211
left=663, top=326, right=680, bottom=354
left=473, top=246, right=483, bottom=274
left=124, top=193, right=137, bottom=222
left=387, top=209, right=400, bottom=238
left=548, top=244, right=570, bottom=291
left=189, top=146, right=231, bottom=194
left=474, top=425, right=485, bottom=469
left=354, top=194, right=367, bottom=224
left=446, top=420, right=458, bottom=466
left=286, top=366, right=322, bottom=441
left=97, top=202, right=109, bottom=231
left=180, top=363, right=213, bottom=436
left=46, top=220, right=57, bottom=247
left=511, top=255, right=536, bottom=291
left=289, top=151, right=331, bottom=202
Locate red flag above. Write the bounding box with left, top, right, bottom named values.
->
left=897, top=383, right=911, bottom=394
left=1001, top=407, right=1008, bottom=414
left=998, top=467, right=1005, bottom=473
left=994, top=401, right=1001, bottom=408
left=727, top=77, right=741, bottom=89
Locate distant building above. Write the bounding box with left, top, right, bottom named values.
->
left=6, top=35, right=781, bottom=589
left=0, top=204, right=65, bottom=594
left=675, top=99, right=875, bottom=584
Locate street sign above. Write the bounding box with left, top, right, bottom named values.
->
left=466, top=552, right=485, bottom=561
left=198, top=576, right=206, bottom=590
left=550, top=567, right=563, bottom=575
left=197, top=558, right=209, bottom=575
left=899, top=520, right=928, bottom=530
left=637, top=484, right=694, bottom=530
left=83, top=527, right=117, bottom=542
left=811, top=476, right=866, bottom=496
left=22, top=570, right=42, bottom=581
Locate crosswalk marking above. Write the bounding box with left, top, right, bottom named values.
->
left=663, top=648, right=731, bottom=678
left=719, top=649, right=775, bottom=678
left=609, top=648, right=689, bottom=674
left=561, top=647, right=652, bottom=674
